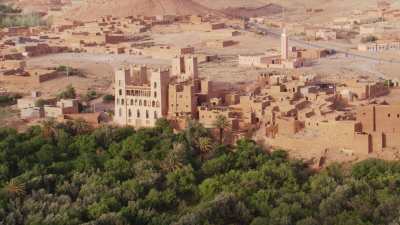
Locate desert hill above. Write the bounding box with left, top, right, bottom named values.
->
left=4, top=0, right=391, bottom=22
left=221, top=3, right=283, bottom=18
left=63, top=0, right=214, bottom=20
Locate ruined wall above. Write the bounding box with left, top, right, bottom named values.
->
left=37, top=72, right=62, bottom=83
left=374, top=105, right=400, bottom=133
left=385, top=133, right=400, bottom=148
left=277, top=118, right=304, bottom=135
left=367, top=83, right=389, bottom=99
left=357, top=105, right=375, bottom=133
left=44, top=106, right=63, bottom=118
left=353, top=133, right=372, bottom=155
left=358, top=105, right=400, bottom=133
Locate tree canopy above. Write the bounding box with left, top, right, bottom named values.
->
left=1, top=120, right=400, bottom=225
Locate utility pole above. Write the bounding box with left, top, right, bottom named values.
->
left=66, top=66, right=70, bottom=78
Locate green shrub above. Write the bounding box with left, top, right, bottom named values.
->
left=57, top=85, right=76, bottom=99
left=102, top=94, right=115, bottom=103
left=361, top=35, right=377, bottom=43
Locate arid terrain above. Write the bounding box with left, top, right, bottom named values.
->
left=3, top=1, right=400, bottom=224
left=1, top=0, right=400, bottom=167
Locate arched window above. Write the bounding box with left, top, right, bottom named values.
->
left=154, top=82, right=157, bottom=88
left=156, top=101, right=160, bottom=107
left=154, top=91, right=157, bottom=98
left=154, top=111, right=158, bottom=119
left=128, top=109, right=132, bottom=117
left=119, top=108, right=122, bottom=116
left=144, top=100, right=147, bottom=106
left=139, top=100, right=142, bottom=106
left=121, top=99, right=124, bottom=105
left=146, top=110, right=149, bottom=119
left=119, top=89, right=122, bottom=96
left=137, top=110, right=140, bottom=118
left=152, top=101, right=155, bottom=107
left=130, top=99, right=133, bottom=105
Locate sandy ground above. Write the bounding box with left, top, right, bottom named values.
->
left=2, top=31, right=397, bottom=99
left=1, top=53, right=170, bottom=98
left=195, top=0, right=379, bottom=24
left=151, top=27, right=280, bottom=54
left=151, top=25, right=400, bottom=82
left=198, top=56, right=263, bottom=83
left=195, top=0, right=270, bottom=9
left=0, top=105, right=28, bottom=130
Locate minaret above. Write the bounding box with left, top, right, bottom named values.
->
left=281, top=28, right=288, bottom=61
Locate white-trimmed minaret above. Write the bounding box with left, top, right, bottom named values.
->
left=281, top=28, right=288, bottom=61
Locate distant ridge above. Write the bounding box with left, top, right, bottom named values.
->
left=63, top=0, right=215, bottom=20
left=221, top=3, right=284, bottom=18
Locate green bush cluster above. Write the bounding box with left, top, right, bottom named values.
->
left=56, top=65, right=81, bottom=76
left=57, top=85, right=77, bottom=100
left=103, top=94, right=115, bottom=103
left=0, top=4, right=21, bottom=14
left=0, top=119, right=400, bottom=225
left=361, top=35, right=378, bottom=43
left=0, top=4, right=49, bottom=28
left=0, top=13, right=48, bottom=28
left=0, top=94, right=20, bottom=106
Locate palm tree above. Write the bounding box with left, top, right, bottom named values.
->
left=162, top=142, right=185, bottom=172
left=213, top=115, right=230, bottom=144
left=4, top=180, right=25, bottom=198
left=184, top=119, right=208, bottom=150
left=41, top=118, right=57, bottom=139
left=72, top=118, right=92, bottom=135
left=197, top=137, right=214, bottom=160
left=197, top=137, right=213, bottom=153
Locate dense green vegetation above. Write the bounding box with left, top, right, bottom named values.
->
left=361, top=35, right=378, bottom=43
left=56, top=65, right=82, bottom=77
left=1, top=119, right=400, bottom=225
left=57, top=85, right=77, bottom=100
left=83, top=90, right=98, bottom=102
left=103, top=94, right=115, bottom=103
left=0, top=4, right=21, bottom=14
left=0, top=4, right=48, bottom=28
left=0, top=94, right=21, bottom=106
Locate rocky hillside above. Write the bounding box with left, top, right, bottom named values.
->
left=64, top=0, right=214, bottom=20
